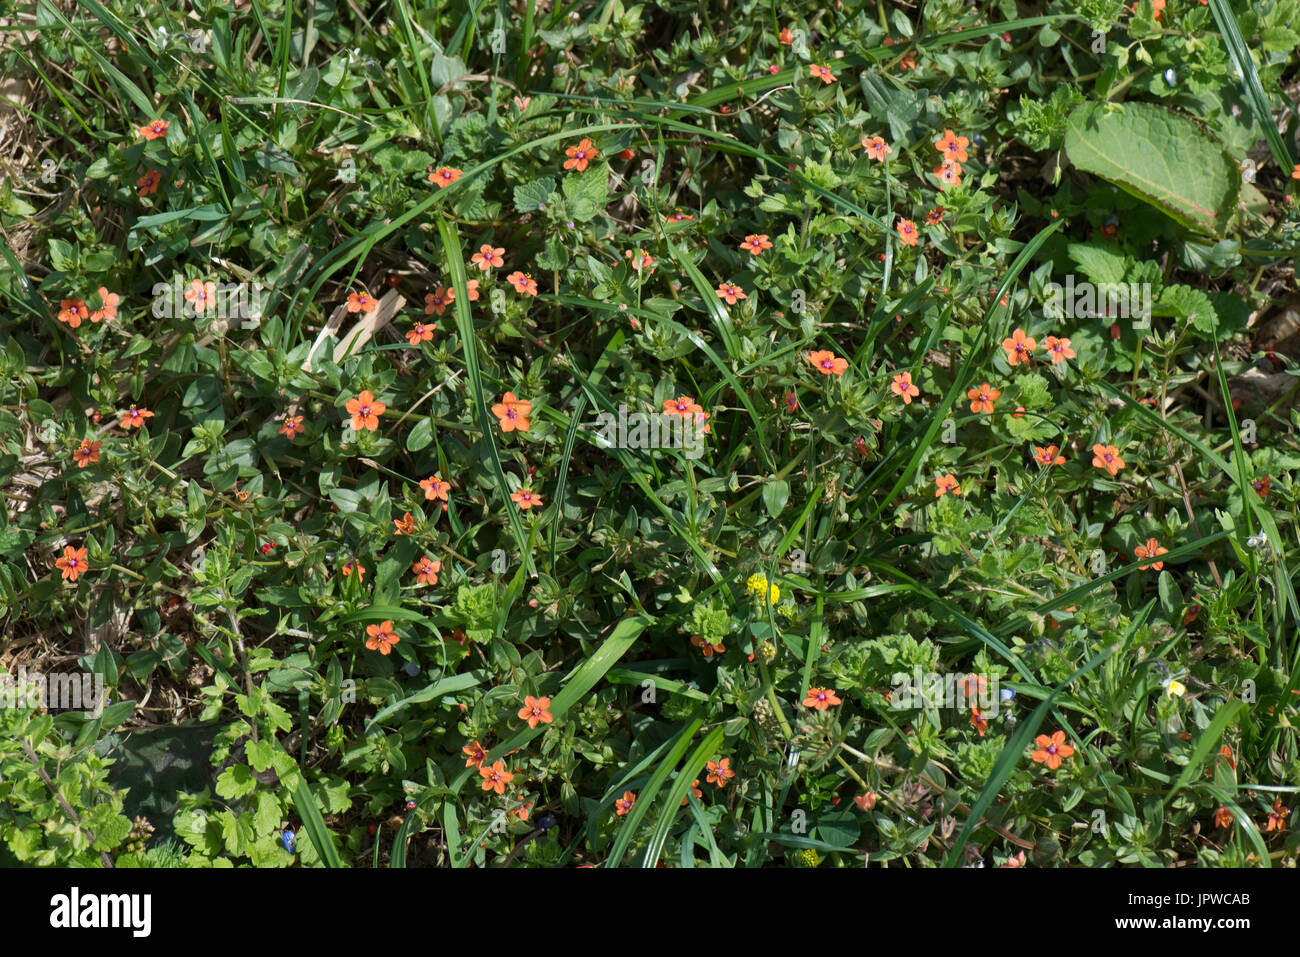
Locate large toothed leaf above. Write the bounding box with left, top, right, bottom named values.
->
left=1064, top=102, right=1240, bottom=237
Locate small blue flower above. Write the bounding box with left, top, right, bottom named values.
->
left=999, top=687, right=1016, bottom=702
left=281, top=829, right=296, bottom=853
left=403, top=660, right=420, bottom=676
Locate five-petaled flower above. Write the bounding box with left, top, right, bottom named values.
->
left=935, top=160, right=962, bottom=188
left=518, top=694, right=554, bottom=729
left=393, top=512, right=416, bottom=535
left=625, top=249, right=654, bottom=271
left=925, top=208, right=945, bottom=225
left=139, top=119, right=170, bottom=140
left=1214, top=806, right=1234, bottom=829
left=406, top=321, right=434, bottom=345
left=615, top=791, right=636, bottom=815
left=471, top=244, right=505, bottom=271
left=809, top=63, right=836, bottom=84
left=862, top=136, right=891, bottom=161
left=90, top=287, right=119, bottom=322
left=185, top=279, right=217, bottom=313
left=420, top=476, right=451, bottom=501
left=934, top=129, right=970, bottom=164
left=779, top=28, right=794, bottom=44
left=806, top=350, right=848, bottom=376
left=136, top=169, right=161, bottom=196
left=57, top=299, right=90, bottom=328
left=346, top=291, right=377, bottom=314
left=1002, top=328, right=1037, bottom=366
left=1265, top=797, right=1289, bottom=832
left=970, top=706, right=989, bottom=736
left=511, top=488, right=543, bottom=510
left=804, top=686, right=842, bottom=710
left=506, top=271, right=539, bottom=296
left=739, top=234, right=773, bottom=255
left=492, top=392, right=532, bottom=432
left=967, top=382, right=1000, bottom=414
left=1134, top=537, right=1169, bottom=571
left=1030, top=730, right=1075, bottom=770
left=715, top=282, right=747, bottom=305
left=279, top=414, right=304, bottom=438
left=706, top=757, right=735, bottom=787
left=1033, top=445, right=1065, bottom=466
left=428, top=166, right=462, bottom=188
left=72, top=438, right=102, bottom=468
left=480, top=760, right=514, bottom=794
left=342, top=559, right=366, bottom=580
left=424, top=286, right=453, bottom=315
left=345, top=390, right=386, bottom=431
left=563, top=138, right=599, bottom=172
left=412, top=556, right=442, bottom=585
left=365, top=620, right=400, bottom=655
left=666, top=210, right=694, bottom=223
left=1043, top=335, right=1075, bottom=365
left=55, top=545, right=90, bottom=582
left=463, top=741, right=487, bottom=768
left=664, top=396, right=703, bottom=417
left=1091, top=443, right=1125, bottom=476
left=935, top=473, right=961, bottom=497
left=896, top=218, right=918, bottom=246
left=119, top=405, right=154, bottom=429
left=891, top=371, right=920, bottom=404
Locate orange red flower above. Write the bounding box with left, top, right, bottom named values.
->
left=365, top=620, right=400, bottom=655
left=185, top=279, right=217, bottom=313
left=862, top=136, right=891, bottom=161
left=279, top=414, right=304, bottom=438
left=615, top=791, right=636, bottom=815
left=139, top=119, right=169, bottom=140
left=935, top=474, right=961, bottom=497
left=1033, top=445, right=1065, bottom=466
left=1002, top=328, right=1037, bottom=366
left=428, top=166, right=462, bottom=188
left=967, top=382, right=1000, bottom=414
left=406, top=321, right=434, bottom=345
left=809, top=63, right=836, bottom=84
left=715, top=282, right=747, bottom=305
left=896, top=218, right=919, bottom=246
left=54, top=545, right=90, bottom=582
left=1214, top=806, right=1234, bottom=829
left=803, top=686, right=842, bottom=710
left=136, top=169, right=161, bottom=196
left=1266, top=797, right=1289, bottom=832
left=1030, top=730, right=1075, bottom=770
left=424, top=286, right=453, bottom=315
left=1091, top=444, right=1125, bottom=476
left=119, top=405, right=154, bottom=429
left=393, top=512, right=416, bottom=535
left=471, top=244, right=505, bottom=271
left=412, top=556, right=442, bottom=585
left=57, top=299, right=90, bottom=328
left=563, top=138, right=599, bottom=172
left=420, top=476, right=451, bottom=501
left=1043, top=335, right=1075, bottom=365
left=506, top=271, right=539, bottom=296
left=705, top=757, right=735, bottom=787
left=463, top=740, right=487, bottom=768
left=345, top=390, right=386, bottom=431
left=518, top=694, right=554, bottom=729
left=511, top=488, right=543, bottom=510
left=934, top=129, right=970, bottom=164
left=690, top=634, right=726, bottom=657
left=342, top=559, right=366, bottom=580
left=72, top=438, right=102, bottom=468
left=480, top=760, right=514, bottom=794
left=853, top=792, right=877, bottom=811
left=492, top=392, right=532, bottom=432
left=1134, top=537, right=1169, bottom=571
left=346, top=291, right=377, bottom=314
left=806, top=350, right=848, bottom=376
left=891, top=372, right=920, bottom=404
left=739, top=234, right=773, bottom=255
left=90, top=287, right=119, bottom=322
left=664, top=396, right=703, bottom=417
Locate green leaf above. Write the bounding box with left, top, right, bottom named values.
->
left=1064, top=102, right=1240, bottom=236
left=761, top=479, right=789, bottom=518
left=293, top=777, right=342, bottom=868
left=513, top=176, right=556, bottom=214
left=561, top=163, right=609, bottom=222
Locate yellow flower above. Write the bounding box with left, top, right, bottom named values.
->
left=1163, top=678, right=1186, bottom=698
left=746, top=573, right=780, bottom=605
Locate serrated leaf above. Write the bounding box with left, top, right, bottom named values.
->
left=1064, top=102, right=1239, bottom=236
